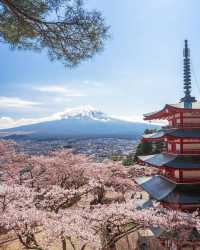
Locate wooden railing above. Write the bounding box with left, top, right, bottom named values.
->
left=161, top=174, right=200, bottom=184
left=163, top=123, right=200, bottom=129
left=163, top=149, right=200, bottom=154
left=182, top=149, right=200, bottom=154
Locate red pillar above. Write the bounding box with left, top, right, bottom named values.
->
left=180, top=170, right=183, bottom=182
left=180, top=138, right=183, bottom=154
left=180, top=112, right=183, bottom=128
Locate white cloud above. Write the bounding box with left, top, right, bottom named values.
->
left=34, top=85, right=85, bottom=97
left=114, top=115, right=144, bottom=123
left=0, top=117, right=35, bottom=129
left=0, top=115, right=54, bottom=129
left=115, top=115, right=166, bottom=126
left=0, top=107, right=93, bottom=129
left=52, top=97, right=72, bottom=103
left=0, top=97, right=40, bottom=108
left=82, top=80, right=101, bottom=87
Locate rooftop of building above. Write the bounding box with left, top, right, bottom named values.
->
left=144, top=40, right=200, bottom=121
left=138, top=153, right=200, bottom=169
left=143, top=128, right=200, bottom=140
left=136, top=175, right=200, bottom=204
left=144, top=103, right=200, bottom=120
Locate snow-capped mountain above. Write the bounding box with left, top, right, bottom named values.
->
left=0, top=106, right=158, bottom=139
left=58, top=106, right=110, bottom=122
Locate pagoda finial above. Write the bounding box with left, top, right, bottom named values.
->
left=180, top=39, right=196, bottom=108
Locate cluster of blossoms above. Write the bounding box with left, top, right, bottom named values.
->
left=0, top=140, right=199, bottom=250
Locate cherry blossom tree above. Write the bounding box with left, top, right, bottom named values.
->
left=21, top=149, right=90, bottom=189
left=0, top=184, right=44, bottom=249
left=46, top=202, right=200, bottom=250
left=0, top=140, right=30, bottom=183
left=0, top=140, right=200, bottom=250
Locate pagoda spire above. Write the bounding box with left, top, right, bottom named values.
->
left=180, top=39, right=196, bottom=108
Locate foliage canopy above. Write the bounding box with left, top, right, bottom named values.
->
left=0, top=0, right=109, bottom=66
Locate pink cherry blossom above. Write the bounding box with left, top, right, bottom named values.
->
left=0, top=140, right=200, bottom=250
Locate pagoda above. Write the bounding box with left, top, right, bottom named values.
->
left=137, top=40, right=200, bottom=211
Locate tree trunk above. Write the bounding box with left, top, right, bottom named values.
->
left=17, top=234, right=43, bottom=250
left=126, top=235, right=131, bottom=250
left=102, top=243, right=117, bottom=250
left=96, top=186, right=105, bottom=204
left=101, top=229, right=117, bottom=250
left=108, top=243, right=117, bottom=250
left=62, top=239, right=67, bottom=250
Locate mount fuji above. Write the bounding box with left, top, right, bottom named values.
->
left=1, top=106, right=157, bottom=139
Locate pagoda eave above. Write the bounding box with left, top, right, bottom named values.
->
left=136, top=175, right=200, bottom=205
left=144, top=104, right=200, bottom=121
left=138, top=153, right=200, bottom=169
left=142, top=128, right=200, bottom=142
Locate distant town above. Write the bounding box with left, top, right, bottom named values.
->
left=15, top=137, right=138, bottom=161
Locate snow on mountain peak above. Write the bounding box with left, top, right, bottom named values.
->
left=59, top=106, right=110, bottom=121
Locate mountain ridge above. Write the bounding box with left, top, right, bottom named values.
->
left=0, top=106, right=158, bottom=139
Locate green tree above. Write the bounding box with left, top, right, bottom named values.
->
left=122, top=153, right=135, bottom=166
left=135, top=128, right=162, bottom=156
left=0, top=0, right=108, bottom=66
left=153, top=141, right=163, bottom=154
left=135, top=141, right=153, bottom=156
left=111, top=154, right=123, bottom=162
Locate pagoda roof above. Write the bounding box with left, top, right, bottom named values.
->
left=136, top=175, right=200, bottom=204
left=138, top=153, right=200, bottom=169
left=144, top=102, right=200, bottom=120
left=143, top=130, right=166, bottom=140
left=143, top=128, right=200, bottom=141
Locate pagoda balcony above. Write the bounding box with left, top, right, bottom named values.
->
left=163, top=123, right=200, bottom=129
left=160, top=172, right=200, bottom=184
left=183, top=149, right=200, bottom=154
left=164, top=150, right=200, bottom=155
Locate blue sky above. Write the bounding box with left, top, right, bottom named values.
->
left=1, top=0, right=200, bottom=128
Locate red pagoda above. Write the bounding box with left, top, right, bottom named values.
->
left=137, top=40, right=200, bottom=211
